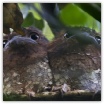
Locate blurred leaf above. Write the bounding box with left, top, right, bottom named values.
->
left=21, top=12, right=34, bottom=26
left=75, top=3, right=101, bottom=22
left=33, top=3, right=41, bottom=11
left=59, top=3, right=101, bottom=32
left=58, top=3, right=68, bottom=10
left=18, top=3, right=25, bottom=10
left=22, top=12, right=44, bottom=30
left=19, top=3, right=42, bottom=20
left=18, top=3, right=29, bottom=18
left=43, top=21, right=54, bottom=41
left=59, top=4, right=87, bottom=26
left=29, top=3, right=42, bottom=20
left=28, top=9, right=41, bottom=20
left=3, top=3, right=25, bottom=35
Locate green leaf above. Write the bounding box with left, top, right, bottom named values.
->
left=59, top=3, right=101, bottom=32
left=22, top=12, right=44, bottom=30
left=43, top=21, right=54, bottom=41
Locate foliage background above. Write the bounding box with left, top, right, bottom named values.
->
left=18, top=3, right=101, bottom=41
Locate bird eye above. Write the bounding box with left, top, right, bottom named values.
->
left=95, top=36, right=101, bottom=44
left=30, top=32, right=39, bottom=40
left=3, top=40, right=8, bottom=48
left=64, top=33, right=69, bottom=38
left=64, top=32, right=73, bottom=38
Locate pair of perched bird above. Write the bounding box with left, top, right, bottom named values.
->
left=3, top=3, right=101, bottom=100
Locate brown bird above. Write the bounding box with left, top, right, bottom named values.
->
left=3, top=27, right=51, bottom=94
left=3, top=3, right=101, bottom=100
left=48, top=33, right=101, bottom=91
left=3, top=26, right=101, bottom=95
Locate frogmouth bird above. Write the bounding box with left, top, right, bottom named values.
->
left=3, top=27, right=52, bottom=94
left=3, top=3, right=101, bottom=100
